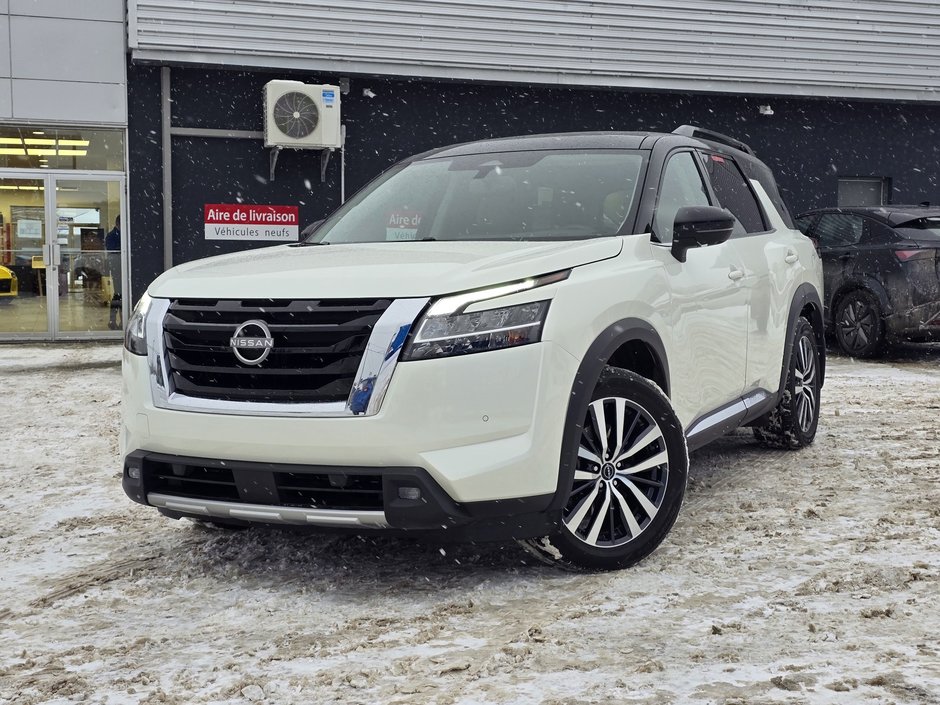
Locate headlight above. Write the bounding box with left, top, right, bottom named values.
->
left=402, top=272, right=568, bottom=361
left=403, top=299, right=552, bottom=361
left=124, top=293, right=152, bottom=356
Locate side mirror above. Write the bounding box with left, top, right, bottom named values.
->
left=671, top=206, right=736, bottom=262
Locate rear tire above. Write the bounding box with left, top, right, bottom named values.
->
left=753, top=316, right=821, bottom=449
left=521, top=367, right=688, bottom=571
left=833, top=289, right=884, bottom=357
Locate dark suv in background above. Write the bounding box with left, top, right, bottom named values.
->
left=796, top=206, right=940, bottom=357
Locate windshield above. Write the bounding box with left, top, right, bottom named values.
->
left=306, top=150, right=646, bottom=244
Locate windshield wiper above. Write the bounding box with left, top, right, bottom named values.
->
left=290, top=240, right=330, bottom=247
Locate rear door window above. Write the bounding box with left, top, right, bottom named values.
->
left=702, top=153, right=767, bottom=234
left=814, top=213, right=866, bottom=248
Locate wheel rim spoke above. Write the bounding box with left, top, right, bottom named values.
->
left=618, top=449, right=669, bottom=476
left=614, top=424, right=663, bottom=464
left=578, top=445, right=602, bottom=465
left=608, top=398, right=628, bottom=461
left=618, top=477, right=659, bottom=520
left=611, top=484, right=642, bottom=537
left=585, top=484, right=611, bottom=545
left=574, top=468, right=599, bottom=481
left=589, top=400, right=609, bottom=459
left=565, top=482, right=600, bottom=533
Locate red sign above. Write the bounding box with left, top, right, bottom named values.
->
left=204, top=204, right=299, bottom=241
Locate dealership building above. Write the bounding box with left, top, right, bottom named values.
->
left=2, top=0, right=940, bottom=340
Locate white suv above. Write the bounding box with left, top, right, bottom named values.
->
left=122, top=126, right=824, bottom=571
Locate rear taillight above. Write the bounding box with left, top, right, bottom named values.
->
left=894, top=249, right=934, bottom=262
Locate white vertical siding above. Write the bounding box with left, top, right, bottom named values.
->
left=129, top=0, right=940, bottom=101
left=0, top=0, right=127, bottom=125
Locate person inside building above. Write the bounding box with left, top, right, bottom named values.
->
left=105, top=215, right=122, bottom=329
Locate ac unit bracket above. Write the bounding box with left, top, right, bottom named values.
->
left=268, top=146, right=334, bottom=183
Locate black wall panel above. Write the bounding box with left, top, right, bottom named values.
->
left=127, top=62, right=940, bottom=300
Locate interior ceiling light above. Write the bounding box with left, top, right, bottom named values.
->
left=56, top=149, right=87, bottom=156
left=32, top=131, right=45, bottom=135
left=0, top=148, right=26, bottom=155
left=0, top=137, right=23, bottom=145
left=24, top=138, right=56, bottom=146
left=57, top=139, right=90, bottom=147
left=0, top=185, right=18, bottom=190
left=26, top=148, right=57, bottom=156
left=19, top=185, right=41, bottom=190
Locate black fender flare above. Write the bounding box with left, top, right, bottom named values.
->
left=550, top=318, right=670, bottom=511
left=780, top=282, right=826, bottom=396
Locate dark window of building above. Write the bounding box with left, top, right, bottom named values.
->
left=815, top=213, right=866, bottom=248
left=653, top=151, right=711, bottom=244
left=703, top=153, right=767, bottom=234
left=837, top=178, right=890, bottom=207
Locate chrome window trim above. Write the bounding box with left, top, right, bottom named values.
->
left=147, top=297, right=430, bottom=418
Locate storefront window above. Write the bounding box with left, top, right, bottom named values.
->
left=0, top=125, right=124, bottom=171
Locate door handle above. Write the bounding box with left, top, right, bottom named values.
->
left=785, top=250, right=799, bottom=264
left=728, top=268, right=745, bottom=281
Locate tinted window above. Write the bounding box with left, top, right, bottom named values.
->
left=794, top=215, right=814, bottom=235
left=703, top=153, right=767, bottom=234
left=653, top=151, right=711, bottom=244
left=815, top=213, right=865, bottom=248
left=894, top=218, right=940, bottom=241
left=308, top=151, right=646, bottom=244
left=862, top=220, right=899, bottom=245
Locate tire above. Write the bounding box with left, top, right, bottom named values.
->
left=753, top=316, right=821, bottom=449
left=521, top=367, right=688, bottom=571
left=833, top=289, right=884, bottom=357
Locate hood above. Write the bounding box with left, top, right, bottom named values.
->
left=148, top=239, right=623, bottom=299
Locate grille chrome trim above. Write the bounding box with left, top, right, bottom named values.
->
left=148, top=493, right=389, bottom=527
left=146, top=297, right=429, bottom=417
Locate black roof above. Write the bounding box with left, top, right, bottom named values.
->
left=798, top=205, right=940, bottom=227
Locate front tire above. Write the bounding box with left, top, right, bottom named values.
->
left=753, top=316, right=821, bottom=449
left=521, top=367, right=688, bottom=571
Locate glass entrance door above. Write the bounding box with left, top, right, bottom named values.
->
left=0, top=175, right=52, bottom=335
left=0, top=172, right=126, bottom=339
left=54, top=177, right=125, bottom=336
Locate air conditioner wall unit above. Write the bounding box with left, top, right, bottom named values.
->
left=264, top=80, right=342, bottom=149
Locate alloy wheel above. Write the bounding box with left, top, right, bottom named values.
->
left=565, top=397, right=669, bottom=548
left=793, top=334, right=817, bottom=432
left=838, top=297, right=876, bottom=354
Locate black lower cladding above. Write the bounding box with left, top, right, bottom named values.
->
left=123, top=451, right=557, bottom=540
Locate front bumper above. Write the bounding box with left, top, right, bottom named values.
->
left=123, top=451, right=557, bottom=541
left=122, top=340, right=579, bottom=535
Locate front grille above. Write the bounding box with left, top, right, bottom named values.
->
left=142, top=457, right=383, bottom=511
left=164, top=298, right=392, bottom=403
left=276, top=472, right=383, bottom=510
left=147, top=461, right=240, bottom=502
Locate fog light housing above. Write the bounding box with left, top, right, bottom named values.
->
left=398, top=486, right=422, bottom=501
left=127, top=466, right=141, bottom=480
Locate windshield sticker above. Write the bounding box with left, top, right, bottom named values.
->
left=386, top=211, right=423, bottom=241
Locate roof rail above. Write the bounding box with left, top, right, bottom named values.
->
left=672, top=125, right=755, bottom=156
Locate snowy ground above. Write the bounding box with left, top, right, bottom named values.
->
left=1, top=342, right=938, bottom=705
